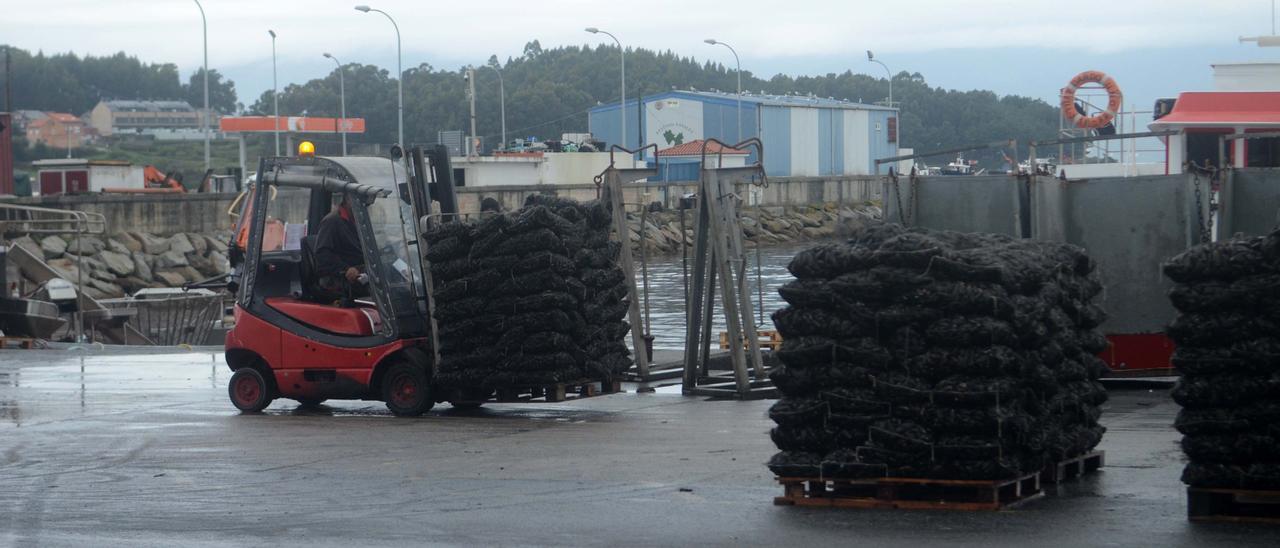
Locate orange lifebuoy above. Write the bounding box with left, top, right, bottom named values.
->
left=1060, top=70, right=1123, bottom=129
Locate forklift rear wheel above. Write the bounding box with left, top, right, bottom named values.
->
left=229, top=368, right=273, bottom=412
left=383, top=361, right=433, bottom=416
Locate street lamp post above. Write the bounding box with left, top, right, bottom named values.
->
left=194, top=0, right=209, bottom=171
left=704, top=39, right=742, bottom=142
left=269, top=29, right=279, bottom=155
left=356, top=5, right=403, bottom=148
left=485, top=64, right=506, bottom=150
left=586, top=27, right=625, bottom=150
left=324, top=53, right=347, bottom=155
left=866, top=50, right=892, bottom=108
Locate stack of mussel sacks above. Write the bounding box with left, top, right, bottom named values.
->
left=424, top=195, right=633, bottom=393
left=767, top=223, right=1108, bottom=480
left=1165, top=228, right=1280, bottom=489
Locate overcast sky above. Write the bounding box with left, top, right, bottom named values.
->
left=3, top=0, right=1279, bottom=118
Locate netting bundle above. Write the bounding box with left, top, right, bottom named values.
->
left=1164, top=228, right=1280, bottom=489
left=426, top=195, right=632, bottom=391
left=767, top=223, right=1108, bottom=480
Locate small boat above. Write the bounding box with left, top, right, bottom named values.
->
left=940, top=154, right=978, bottom=176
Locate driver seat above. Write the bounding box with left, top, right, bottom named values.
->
left=299, top=235, right=327, bottom=302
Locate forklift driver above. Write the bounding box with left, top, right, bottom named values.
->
left=315, top=194, right=367, bottom=299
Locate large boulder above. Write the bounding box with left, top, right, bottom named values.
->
left=132, top=252, right=153, bottom=282
left=155, top=249, right=189, bottom=269
left=114, top=232, right=144, bottom=253
left=186, top=233, right=208, bottom=257
left=117, top=276, right=149, bottom=295
left=40, top=235, right=68, bottom=259
left=168, top=233, right=196, bottom=255
left=46, top=258, right=80, bottom=282
left=68, top=254, right=107, bottom=275
left=135, top=233, right=171, bottom=255
left=99, top=250, right=136, bottom=277
left=65, top=235, right=105, bottom=256
left=154, top=270, right=187, bottom=287
left=88, top=278, right=124, bottom=298
left=105, top=238, right=132, bottom=255
left=205, top=235, right=229, bottom=254
left=175, top=266, right=204, bottom=283
left=208, top=250, right=230, bottom=274
left=188, top=253, right=216, bottom=276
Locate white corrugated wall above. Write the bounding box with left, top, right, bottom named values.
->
left=789, top=108, right=820, bottom=177
left=843, top=110, right=870, bottom=175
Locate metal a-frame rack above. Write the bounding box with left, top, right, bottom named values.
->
left=597, top=145, right=659, bottom=380
left=682, top=139, right=774, bottom=399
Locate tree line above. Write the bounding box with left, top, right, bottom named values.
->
left=1, top=45, right=236, bottom=114
left=3, top=42, right=1060, bottom=165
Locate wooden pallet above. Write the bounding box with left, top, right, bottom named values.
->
left=1042, top=451, right=1105, bottom=484
left=1188, top=487, right=1280, bottom=524
left=719, top=330, right=783, bottom=351
left=0, top=337, right=38, bottom=349
left=774, top=473, right=1043, bottom=511
left=491, top=379, right=624, bottom=403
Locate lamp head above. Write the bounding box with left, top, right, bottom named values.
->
left=866, top=50, right=874, bottom=61
left=585, top=27, right=599, bottom=34
left=323, top=52, right=333, bottom=59
left=704, top=39, right=718, bottom=45
left=355, top=5, right=371, bottom=12
left=268, top=29, right=276, bottom=38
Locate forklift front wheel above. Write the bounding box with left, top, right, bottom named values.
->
left=383, top=361, right=433, bottom=416
left=229, top=368, right=273, bottom=412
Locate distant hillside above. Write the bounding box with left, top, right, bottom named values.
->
left=256, top=41, right=1060, bottom=165
left=0, top=45, right=236, bottom=115
left=3, top=43, right=1059, bottom=166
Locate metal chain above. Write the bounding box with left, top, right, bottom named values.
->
left=907, top=169, right=919, bottom=226
left=1190, top=164, right=1211, bottom=244
left=890, top=169, right=906, bottom=225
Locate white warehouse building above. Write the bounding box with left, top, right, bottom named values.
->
left=588, top=90, right=900, bottom=177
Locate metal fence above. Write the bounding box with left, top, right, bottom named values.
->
left=99, top=290, right=223, bottom=346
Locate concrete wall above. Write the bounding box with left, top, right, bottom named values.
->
left=1220, top=168, right=1280, bottom=237
left=883, top=175, right=1026, bottom=236
left=0, top=175, right=882, bottom=235
left=0, top=192, right=277, bottom=236
left=456, top=175, right=881, bottom=216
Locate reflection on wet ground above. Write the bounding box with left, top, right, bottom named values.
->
left=1, top=349, right=1277, bottom=546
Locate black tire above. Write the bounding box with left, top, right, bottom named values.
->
left=382, top=361, right=433, bottom=416
left=229, top=368, right=273, bottom=412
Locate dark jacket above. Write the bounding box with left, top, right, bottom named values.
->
left=315, top=209, right=363, bottom=277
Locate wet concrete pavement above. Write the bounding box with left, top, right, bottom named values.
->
left=1, top=349, right=1278, bottom=547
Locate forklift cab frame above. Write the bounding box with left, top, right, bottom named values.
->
left=225, top=154, right=434, bottom=414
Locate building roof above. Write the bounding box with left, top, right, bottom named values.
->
left=590, top=89, right=897, bottom=114
left=1150, top=91, right=1280, bottom=127
left=100, top=100, right=196, bottom=113
left=657, top=139, right=749, bottom=157
left=46, top=113, right=82, bottom=123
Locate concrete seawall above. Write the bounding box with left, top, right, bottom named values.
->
left=0, top=175, right=882, bottom=236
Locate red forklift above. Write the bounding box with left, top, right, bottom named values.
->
left=224, top=145, right=462, bottom=416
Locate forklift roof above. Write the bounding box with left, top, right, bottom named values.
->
left=264, top=156, right=406, bottom=199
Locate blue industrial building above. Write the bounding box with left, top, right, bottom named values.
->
left=588, top=90, right=899, bottom=177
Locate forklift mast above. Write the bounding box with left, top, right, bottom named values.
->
left=400, top=145, right=460, bottom=371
